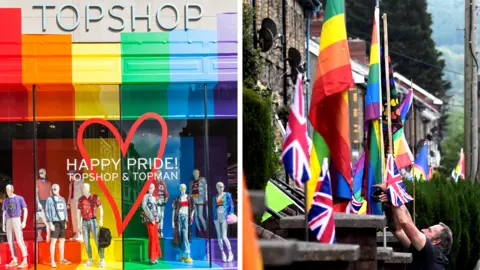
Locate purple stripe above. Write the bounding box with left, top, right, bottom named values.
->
left=214, top=13, right=238, bottom=118
left=364, top=102, right=381, bottom=123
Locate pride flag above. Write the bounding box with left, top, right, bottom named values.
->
left=393, top=90, right=414, bottom=169
left=411, top=141, right=429, bottom=181
left=349, top=152, right=367, bottom=214
left=364, top=7, right=383, bottom=215
left=308, top=0, right=354, bottom=202
left=451, top=148, right=465, bottom=182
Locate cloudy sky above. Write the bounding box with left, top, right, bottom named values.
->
left=427, top=0, right=465, bottom=106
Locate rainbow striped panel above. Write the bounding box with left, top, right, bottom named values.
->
left=0, top=8, right=238, bottom=122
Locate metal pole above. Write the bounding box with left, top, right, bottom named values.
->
left=304, top=9, right=311, bottom=242
left=282, top=0, right=288, bottom=106
left=203, top=84, right=213, bottom=267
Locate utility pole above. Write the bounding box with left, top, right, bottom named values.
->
left=465, top=0, right=478, bottom=182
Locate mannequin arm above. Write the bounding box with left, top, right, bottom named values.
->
left=142, top=195, right=154, bottom=222
left=67, top=183, right=72, bottom=205
left=172, top=209, right=175, bottom=228
left=98, top=205, right=104, bottom=226
left=77, top=209, right=82, bottom=230
left=228, top=193, right=234, bottom=215
left=45, top=198, right=53, bottom=224
left=2, top=210, right=6, bottom=231
left=204, top=180, right=208, bottom=202
left=22, top=207, right=28, bottom=226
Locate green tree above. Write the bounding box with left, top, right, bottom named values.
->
left=438, top=109, right=464, bottom=176
left=345, top=0, right=450, bottom=98
left=243, top=3, right=263, bottom=90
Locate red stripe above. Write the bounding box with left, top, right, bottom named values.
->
left=309, top=91, right=352, bottom=189
left=311, top=64, right=354, bottom=105
left=0, top=8, right=22, bottom=84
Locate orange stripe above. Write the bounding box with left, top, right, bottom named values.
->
left=317, top=39, right=351, bottom=78
left=311, top=64, right=354, bottom=104
left=242, top=173, right=263, bottom=269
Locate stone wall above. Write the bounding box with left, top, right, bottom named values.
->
left=245, top=0, right=308, bottom=106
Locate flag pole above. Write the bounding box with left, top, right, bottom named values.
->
left=304, top=74, right=310, bottom=242
left=410, top=79, right=416, bottom=225
left=382, top=12, right=394, bottom=249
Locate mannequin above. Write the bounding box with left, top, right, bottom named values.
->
left=46, top=184, right=71, bottom=267
left=154, top=170, right=169, bottom=238
left=189, top=169, right=207, bottom=237
left=2, top=184, right=28, bottom=268
left=172, top=184, right=195, bottom=263
left=35, top=187, right=50, bottom=242
left=36, top=168, right=51, bottom=240
left=77, top=183, right=105, bottom=267
left=212, top=182, right=234, bottom=262
left=67, top=170, right=84, bottom=241
left=142, top=183, right=162, bottom=264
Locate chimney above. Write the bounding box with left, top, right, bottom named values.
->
left=348, top=39, right=368, bottom=66
left=310, top=10, right=324, bottom=39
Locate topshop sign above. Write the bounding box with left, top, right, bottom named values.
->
left=32, top=3, right=204, bottom=32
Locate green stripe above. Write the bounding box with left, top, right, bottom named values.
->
left=313, top=131, right=330, bottom=164
left=369, top=121, right=382, bottom=185
left=367, top=63, right=380, bottom=84
left=262, top=181, right=294, bottom=222
left=323, top=0, right=344, bottom=22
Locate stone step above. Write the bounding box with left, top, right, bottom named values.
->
left=382, top=252, right=413, bottom=270
left=376, top=247, right=394, bottom=261
left=260, top=239, right=360, bottom=270
left=259, top=240, right=297, bottom=266
left=248, top=190, right=266, bottom=216
left=280, top=213, right=386, bottom=231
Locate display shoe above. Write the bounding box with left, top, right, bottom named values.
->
left=98, top=259, right=105, bottom=268
left=18, top=260, right=28, bottom=268
left=51, top=261, right=57, bottom=268
left=83, top=259, right=93, bottom=266
left=179, top=256, right=186, bottom=262
left=37, top=234, right=43, bottom=242
left=227, top=252, right=234, bottom=262
left=184, top=257, right=193, bottom=264
left=59, top=259, right=71, bottom=265
left=6, top=259, right=18, bottom=267
left=221, top=252, right=227, bottom=262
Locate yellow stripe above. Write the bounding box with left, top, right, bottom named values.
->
left=72, top=43, right=122, bottom=84
left=369, top=43, right=379, bottom=65
left=319, top=14, right=347, bottom=51
left=307, top=147, right=321, bottom=211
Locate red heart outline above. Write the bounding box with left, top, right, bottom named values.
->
left=76, top=112, right=168, bottom=236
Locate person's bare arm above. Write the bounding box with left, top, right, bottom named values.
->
left=384, top=203, right=411, bottom=248
left=392, top=204, right=426, bottom=251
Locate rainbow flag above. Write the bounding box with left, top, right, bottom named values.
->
left=308, top=0, right=354, bottom=202
left=242, top=173, right=263, bottom=270
left=349, top=152, right=367, bottom=214
left=411, top=141, right=429, bottom=181
left=451, top=148, right=465, bottom=182
left=393, top=90, right=414, bottom=169
left=364, top=7, right=383, bottom=215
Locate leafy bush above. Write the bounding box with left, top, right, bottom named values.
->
left=403, top=175, right=480, bottom=270
left=243, top=3, right=263, bottom=90
left=243, top=88, right=275, bottom=190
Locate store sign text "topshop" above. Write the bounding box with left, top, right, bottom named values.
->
left=32, top=3, right=204, bottom=32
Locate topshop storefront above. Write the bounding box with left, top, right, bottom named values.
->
left=0, top=1, right=238, bottom=269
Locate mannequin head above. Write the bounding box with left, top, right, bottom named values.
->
left=179, top=184, right=187, bottom=195
left=39, top=168, right=46, bottom=179
left=6, top=185, right=14, bottom=197
left=148, top=183, right=155, bottom=194
left=193, top=169, right=200, bottom=179
left=216, top=182, right=224, bottom=194
left=52, top=184, right=60, bottom=196
left=82, top=183, right=90, bottom=196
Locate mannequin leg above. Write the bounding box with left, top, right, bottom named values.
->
left=214, top=220, right=226, bottom=262
left=92, top=219, right=105, bottom=265
left=59, top=238, right=65, bottom=260
left=199, top=205, right=207, bottom=232
left=12, top=217, right=28, bottom=260
left=158, top=206, right=165, bottom=238
left=194, top=206, right=201, bottom=233
left=40, top=211, right=50, bottom=242
left=69, top=200, right=80, bottom=239
left=50, top=238, right=57, bottom=264
left=6, top=219, right=17, bottom=262
left=221, top=221, right=233, bottom=262
left=82, top=221, right=92, bottom=260
left=180, top=215, right=191, bottom=262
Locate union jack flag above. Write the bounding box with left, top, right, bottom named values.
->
left=280, top=74, right=311, bottom=187
left=308, top=158, right=335, bottom=243
left=385, top=154, right=413, bottom=207
left=349, top=195, right=363, bottom=214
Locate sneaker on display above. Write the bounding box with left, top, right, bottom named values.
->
left=185, top=257, right=193, bottom=264
left=51, top=261, right=56, bottom=268
left=222, top=252, right=227, bottom=262
left=84, top=259, right=93, bottom=266
left=98, top=259, right=105, bottom=268
left=59, top=259, right=71, bottom=265
left=18, top=260, right=28, bottom=268
left=6, top=259, right=18, bottom=267
left=227, top=252, right=234, bottom=263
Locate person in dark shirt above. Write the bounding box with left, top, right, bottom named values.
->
left=375, top=183, right=452, bottom=270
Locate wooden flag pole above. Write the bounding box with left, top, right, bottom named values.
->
left=410, top=79, right=416, bottom=225
left=382, top=13, right=392, bottom=249
left=383, top=13, right=394, bottom=155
